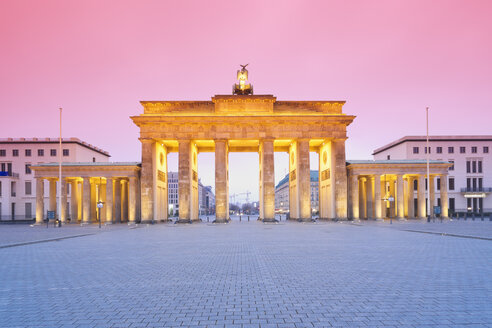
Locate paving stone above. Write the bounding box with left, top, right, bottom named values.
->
left=0, top=221, right=491, bottom=327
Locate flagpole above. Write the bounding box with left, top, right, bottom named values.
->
left=426, top=107, right=431, bottom=222
left=58, top=107, right=62, bottom=227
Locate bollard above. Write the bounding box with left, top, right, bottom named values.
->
left=248, top=216, right=250, bottom=221
left=207, top=216, right=209, bottom=222
left=472, top=213, right=475, bottom=221
left=481, top=213, right=484, bottom=221
left=240, top=215, right=242, bottom=222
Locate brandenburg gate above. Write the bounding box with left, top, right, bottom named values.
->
left=131, top=66, right=355, bottom=223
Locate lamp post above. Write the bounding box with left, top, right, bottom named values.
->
left=58, top=107, right=62, bottom=227
left=97, top=201, right=104, bottom=229
left=426, top=107, right=431, bottom=223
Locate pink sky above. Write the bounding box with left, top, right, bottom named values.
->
left=1, top=0, right=491, bottom=201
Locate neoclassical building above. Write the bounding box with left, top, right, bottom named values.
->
left=31, top=163, right=141, bottom=224
left=27, top=68, right=452, bottom=224
left=347, top=160, right=451, bottom=220
left=131, top=94, right=354, bottom=223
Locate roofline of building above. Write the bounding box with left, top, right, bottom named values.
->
left=31, top=162, right=139, bottom=168
left=372, top=135, right=492, bottom=155
left=0, top=137, right=110, bottom=157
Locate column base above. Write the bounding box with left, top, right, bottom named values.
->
left=80, top=222, right=92, bottom=226
left=397, top=217, right=407, bottom=221
left=104, top=221, right=113, bottom=225
left=262, top=218, right=279, bottom=223
left=297, top=218, right=315, bottom=223
left=213, top=218, right=229, bottom=224
left=175, top=219, right=192, bottom=224
left=139, top=219, right=155, bottom=224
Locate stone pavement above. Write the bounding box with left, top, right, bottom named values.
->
left=0, top=220, right=491, bottom=327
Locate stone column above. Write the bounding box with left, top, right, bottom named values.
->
left=114, top=178, right=121, bottom=223
left=429, top=175, right=435, bottom=218
left=389, top=179, right=396, bottom=217
left=140, top=139, right=154, bottom=223
left=60, top=178, right=68, bottom=223
left=82, top=177, right=91, bottom=224
left=129, top=177, right=137, bottom=223
left=49, top=179, right=57, bottom=212
left=298, top=139, right=311, bottom=221
left=289, top=142, right=299, bottom=219
left=417, top=175, right=426, bottom=218
left=374, top=174, right=382, bottom=220
left=360, top=177, right=367, bottom=219
left=440, top=174, right=449, bottom=218
left=71, top=180, right=79, bottom=222
left=407, top=177, right=415, bottom=218
left=90, top=180, right=96, bottom=221
left=350, top=175, right=359, bottom=220
left=121, top=180, right=128, bottom=222
left=366, top=177, right=374, bottom=219
left=100, top=180, right=106, bottom=223
left=215, top=140, right=229, bottom=223
left=35, top=177, right=44, bottom=224
left=333, top=139, right=348, bottom=219
left=396, top=175, right=405, bottom=219
left=260, top=139, right=276, bottom=222
left=178, top=140, right=192, bottom=223
left=105, top=178, right=113, bottom=224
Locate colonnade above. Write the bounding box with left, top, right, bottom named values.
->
left=140, top=138, right=348, bottom=223
left=35, top=176, right=139, bottom=224
left=349, top=173, right=449, bottom=220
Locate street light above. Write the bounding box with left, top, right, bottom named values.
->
left=97, top=200, right=104, bottom=228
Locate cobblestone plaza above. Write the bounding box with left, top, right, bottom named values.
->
left=0, top=220, right=491, bottom=327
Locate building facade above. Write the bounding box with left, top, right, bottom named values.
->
left=347, top=160, right=451, bottom=220
left=31, top=162, right=140, bottom=224
left=275, top=170, right=319, bottom=214
left=373, top=136, right=492, bottom=214
left=167, top=172, right=215, bottom=216
left=0, top=138, right=109, bottom=221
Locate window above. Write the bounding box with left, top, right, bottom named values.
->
left=0, top=181, right=2, bottom=196
left=448, top=147, right=454, bottom=154
left=25, top=203, right=32, bottom=219
left=484, top=146, right=489, bottom=154
left=38, top=149, right=44, bottom=157
left=63, top=149, right=69, bottom=156
left=413, top=147, right=419, bottom=154
left=436, top=147, right=442, bottom=154
left=92, top=157, right=96, bottom=162
left=478, top=161, right=482, bottom=173
left=25, top=164, right=31, bottom=174
left=25, top=181, right=31, bottom=195
left=449, top=160, right=454, bottom=171
left=460, top=146, right=466, bottom=153
left=13, top=149, right=19, bottom=157
left=0, top=149, right=5, bottom=157
left=437, top=177, right=440, bottom=190
left=449, top=198, right=455, bottom=211
left=466, top=161, right=470, bottom=173
left=471, top=146, right=477, bottom=153
left=449, top=178, right=455, bottom=191
left=472, top=161, right=476, bottom=173
left=387, top=155, right=390, bottom=160
left=50, top=149, right=56, bottom=156
left=25, top=149, right=31, bottom=157
left=424, top=147, right=431, bottom=154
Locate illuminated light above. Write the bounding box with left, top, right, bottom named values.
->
left=464, top=193, right=486, bottom=198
